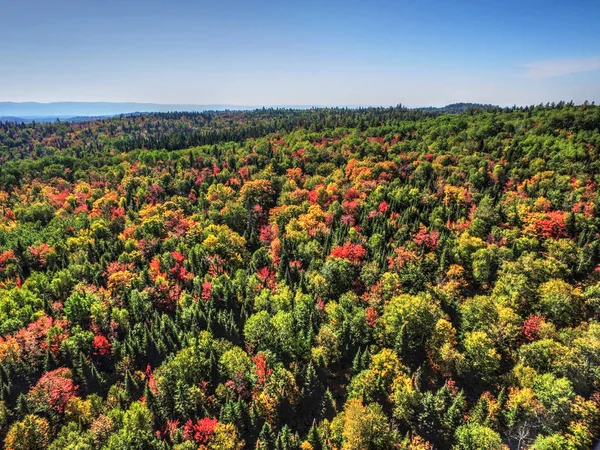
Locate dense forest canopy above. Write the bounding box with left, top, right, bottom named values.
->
left=0, top=102, right=599, bottom=449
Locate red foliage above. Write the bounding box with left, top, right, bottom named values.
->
left=147, top=183, right=164, bottom=204
left=413, top=226, right=440, bottom=250
left=4, top=208, right=15, bottom=221
left=533, top=211, right=567, bottom=239
left=344, top=187, right=363, bottom=202
left=164, top=419, right=180, bottom=441
left=259, top=224, right=276, bottom=245
left=0, top=249, right=16, bottom=271
left=387, top=246, right=418, bottom=271
left=148, top=280, right=181, bottom=311
left=378, top=201, right=389, bottom=214
left=28, top=368, right=77, bottom=413
left=446, top=379, right=459, bottom=396
left=28, top=243, right=55, bottom=267
left=341, top=214, right=355, bottom=226
left=201, top=281, right=212, bottom=301
left=110, top=206, right=125, bottom=220
left=93, top=334, right=111, bottom=357
left=365, top=306, right=378, bottom=327
left=194, top=417, right=218, bottom=444
left=289, top=259, right=304, bottom=272
left=257, top=267, right=276, bottom=291
left=149, top=257, right=165, bottom=280
left=207, top=255, right=226, bottom=277
left=183, top=417, right=218, bottom=444
left=342, top=199, right=361, bottom=218
left=146, top=364, right=158, bottom=394
left=105, top=261, right=134, bottom=277
left=329, top=242, right=367, bottom=264
left=522, top=315, right=545, bottom=342
left=572, top=201, right=594, bottom=218
left=11, top=315, right=69, bottom=366
left=316, top=297, right=325, bottom=311
left=169, top=251, right=192, bottom=283
left=171, top=251, right=185, bottom=265
left=253, top=353, right=272, bottom=386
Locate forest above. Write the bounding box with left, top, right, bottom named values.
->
left=0, top=102, right=599, bottom=449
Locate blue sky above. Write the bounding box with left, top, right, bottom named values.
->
left=1, top=0, right=599, bottom=106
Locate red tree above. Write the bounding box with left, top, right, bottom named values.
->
left=28, top=368, right=77, bottom=413
left=329, top=242, right=367, bottom=264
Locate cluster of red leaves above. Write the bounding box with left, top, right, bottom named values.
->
left=105, top=261, right=134, bottom=277
left=522, top=315, right=546, bottom=342
left=147, top=184, right=165, bottom=204
left=164, top=212, right=194, bottom=237
left=365, top=306, right=378, bottom=327
left=147, top=281, right=182, bottom=312
left=27, top=243, right=55, bottom=267
left=207, top=255, right=226, bottom=277
left=146, top=365, right=158, bottom=394
left=259, top=224, right=276, bottom=246
left=253, top=353, right=273, bottom=387
left=533, top=211, right=567, bottom=239
left=47, top=188, right=70, bottom=209
left=149, top=257, right=166, bottom=280
left=289, top=260, right=304, bottom=272
left=257, top=267, right=277, bottom=291
left=413, top=226, right=440, bottom=251
left=12, top=315, right=69, bottom=362
left=342, top=199, right=362, bottom=219
left=572, top=201, right=594, bottom=218
left=388, top=246, right=418, bottom=271
left=445, top=379, right=459, bottom=396
left=169, top=251, right=192, bottom=283
left=28, top=368, right=77, bottom=413
left=3, top=208, right=16, bottom=221
left=93, top=334, right=111, bottom=357
left=329, top=242, right=367, bottom=264
left=182, top=417, right=218, bottom=444
left=164, top=419, right=180, bottom=441
left=341, top=214, right=355, bottom=226
left=0, top=249, right=16, bottom=271
left=201, top=281, right=212, bottom=301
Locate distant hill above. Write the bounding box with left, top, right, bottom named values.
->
left=0, top=115, right=115, bottom=123
left=0, top=102, right=312, bottom=119
left=0, top=102, right=501, bottom=124
left=0, top=116, right=29, bottom=123
left=416, top=102, right=499, bottom=113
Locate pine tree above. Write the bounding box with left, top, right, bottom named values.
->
left=306, top=421, right=322, bottom=450
left=257, top=422, right=276, bottom=450
left=276, top=425, right=294, bottom=450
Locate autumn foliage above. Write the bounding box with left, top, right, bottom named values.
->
left=0, top=104, right=599, bottom=449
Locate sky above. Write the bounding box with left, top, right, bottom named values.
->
left=1, top=0, right=600, bottom=107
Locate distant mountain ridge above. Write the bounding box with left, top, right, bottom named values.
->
left=415, top=102, right=499, bottom=113
left=0, top=102, right=501, bottom=123
left=0, top=102, right=267, bottom=118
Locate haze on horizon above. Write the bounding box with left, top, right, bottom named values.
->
left=2, top=0, right=600, bottom=107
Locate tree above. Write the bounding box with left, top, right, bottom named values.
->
left=210, top=422, right=245, bottom=450
left=4, top=415, right=51, bottom=450
left=459, top=331, right=500, bottom=383
left=453, top=423, right=502, bottom=450
left=336, top=398, right=395, bottom=450
left=27, top=368, right=77, bottom=414
left=538, top=279, right=583, bottom=327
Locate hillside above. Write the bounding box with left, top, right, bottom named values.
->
left=0, top=103, right=599, bottom=449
